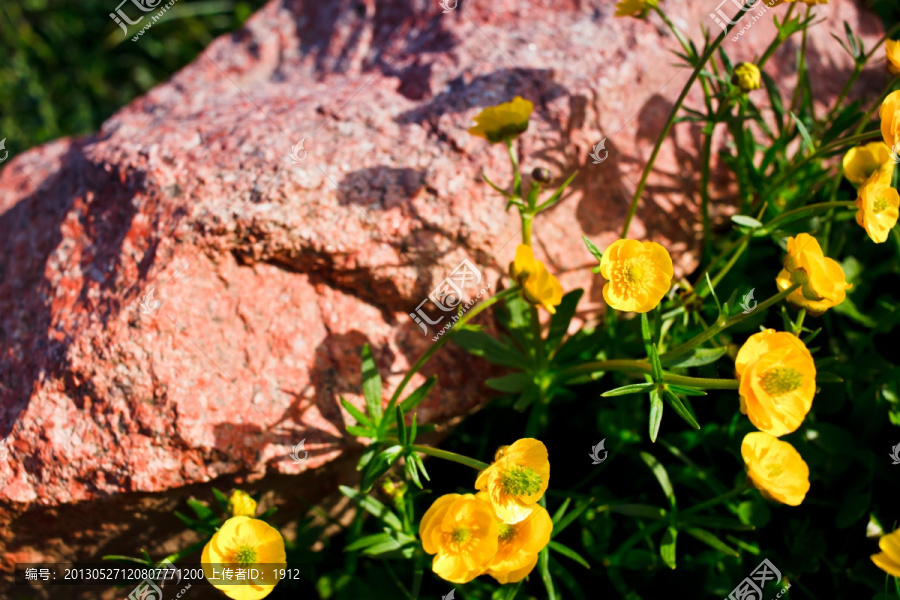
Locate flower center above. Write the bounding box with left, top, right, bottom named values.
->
left=623, top=263, right=644, bottom=282
left=767, top=464, right=785, bottom=479
left=759, top=367, right=803, bottom=397
left=614, top=258, right=653, bottom=298
left=233, top=544, right=258, bottom=566
left=451, top=527, right=472, bottom=545
left=874, top=195, right=889, bottom=214
left=498, top=523, right=516, bottom=542
left=500, top=465, right=543, bottom=496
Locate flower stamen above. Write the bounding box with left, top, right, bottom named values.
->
left=759, top=367, right=804, bottom=397
left=500, top=465, right=543, bottom=496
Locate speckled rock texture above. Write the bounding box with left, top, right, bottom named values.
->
left=0, top=0, right=884, bottom=586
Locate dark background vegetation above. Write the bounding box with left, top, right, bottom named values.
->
left=2, top=1, right=900, bottom=599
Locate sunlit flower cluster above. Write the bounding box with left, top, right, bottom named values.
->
left=419, top=439, right=552, bottom=584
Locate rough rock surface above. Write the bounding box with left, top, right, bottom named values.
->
left=0, top=0, right=884, bottom=583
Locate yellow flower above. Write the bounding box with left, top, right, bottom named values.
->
left=887, top=40, right=900, bottom=76
left=871, top=528, right=900, bottom=578
left=842, top=142, right=892, bottom=186
left=468, top=96, right=534, bottom=143
left=880, top=90, right=900, bottom=149
left=614, top=0, right=658, bottom=18
left=476, top=492, right=553, bottom=584
left=475, top=438, right=550, bottom=525
left=419, top=493, right=498, bottom=584
left=509, top=244, right=563, bottom=314
left=228, top=489, right=257, bottom=518
left=741, top=432, right=810, bottom=507
left=856, top=165, right=900, bottom=244
left=598, top=239, right=673, bottom=313
left=735, top=329, right=816, bottom=437
left=201, top=516, right=286, bottom=600
left=775, top=233, right=851, bottom=316
left=732, top=63, right=761, bottom=92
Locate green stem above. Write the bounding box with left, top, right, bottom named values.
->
left=557, top=359, right=738, bottom=390
left=506, top=138, right=522, bottom=200
left=522, top=211, right=533, bottom=247
left=761, top=201, right=856, bottom=233
left=620, top=3, right=749, bottom=239
left=757, top=3, right=795, bottom=68
left=658, top=284, right=801, bottom=364
left=385, top=287, right=521, bottom=414
left=409, top=444, right=490, bottom=471
left=793, top=308, right=806, bottom=335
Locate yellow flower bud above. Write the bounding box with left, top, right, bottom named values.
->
left=775, top=233, right=851, bottom=316
left=468, top=96, right=534, bottom=143
left=741, top=432, right=810, bottom=507
left=732, top=63, right=761, bottom=92
left=855, top=165, right=900, bottom=244
left=841, top=142, right=891, bottom=186
left=880, top=90, right=900, bottom=150
left=227, top=489, right=257, bottom=518
left=614, top=0, right=659, bottom=18
left=509, top=244, right=563, bottom=314
left=871, top=528, right=900, bottom=578
left=598, top=239, right=673, bottom=313
left=735, top=329, right=816, bottom=437
left=887, top=40, right=900, bottom=76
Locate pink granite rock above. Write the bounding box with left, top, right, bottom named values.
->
left=0, top=0, right=884, bottom=580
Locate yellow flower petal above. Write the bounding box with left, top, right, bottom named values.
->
left=599, top=239, right=673, bottom=313
left=887, top=40, right=900, bottom=77
left=468, top=96, right=533, bottom=143
left=201, top=517, right=286, bottom=600
left=778, top=233, right=851, bottom=316
left=509, top=244, right=563, bottom=314
left=475, top=438, right=550, bottom=525
left=735, top=329, right=816, bottom=436
left=419, top=494, right=499, bottom=584
left=842, top=142, right=892, bottom=186
left=741, top=432, right=810, bottom=506
left=855, top=165, right=900, bottom=243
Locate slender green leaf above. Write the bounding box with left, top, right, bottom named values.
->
left=663, top=389, right=700, bottom=429
left=486, top=372, right=533, bottom=393
left=602, top=383, right=656, bottom=397
left=398, top=376, right=437, bottom=414
left=665, top=384, right=708, bottom=397
left=361, top=344, right=383, bottom=424
left=648, top=390, right=664, bottom=443
left=660, top=526, right=677, bottom=570
left=790, top=111, right=815, bottom=152
left=640, top=452, right=675, bottom=508
left=583, top=235, right=603, bottom=263
left=551, top=497, right=594, bottom=539
left=546, top=289, right=584, bottom=352
left=731, top=215, right=763, bottom=229
left=683, top=527, right=739, bottom=557
left=339, top=485, right=403, bottom=531
left=662, top=347, right=727, bottom=368
left=360, top=446, right=404, bottom=493
left=548, top=541, right=591, bottom=569
left=341, top=396, right=373, bottom=428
